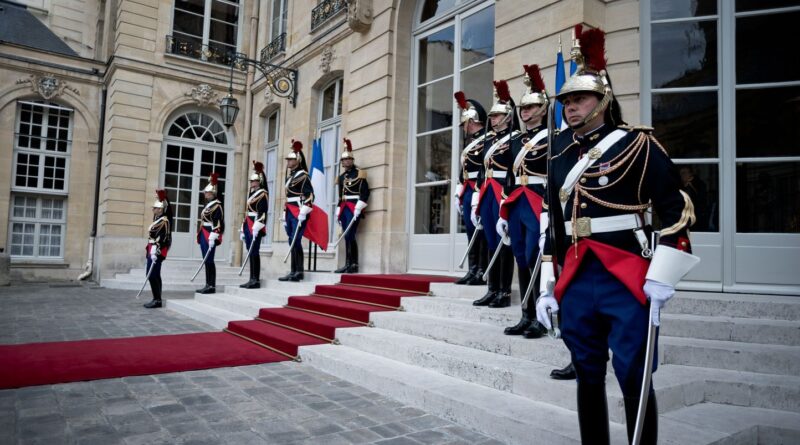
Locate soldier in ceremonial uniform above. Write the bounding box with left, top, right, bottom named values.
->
left=334, top=138, right=369, bottom=273
left=497, top=65, right=550, bottom=338
left=471, top=80, right=519, bottom=308
left=144, top=189, right=172, bottom=309
left=281, top=140, right=314, bottom=282
left=196, top=173, right=224, bottom=294
left=536, top=25, right=700, bottom=444
left=239, top=161, right=268, bottom=289
left=453, top=92, right=489, bottom=286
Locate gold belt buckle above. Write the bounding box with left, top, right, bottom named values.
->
left=575, top=217, right=592, bottom=237
left=487, top=169, right=493, bottom=179
left=520, top=174, right=528, bottom=185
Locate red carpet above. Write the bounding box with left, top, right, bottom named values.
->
left=1, top=274, right=455, bottom=389
left=0, top=332, right=285, bottom=390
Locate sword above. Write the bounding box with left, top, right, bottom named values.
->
left=283, top=220, right=303, bottom=263
left=632, top=307, right=658, bottom=445
left=190, top=243, right=215, bottom=282
left=331, top=214, right=358, bottom=248
left=238, top=232, right=259, bottom=276
left=520, top=249, right=543, bottom=309
left=542, top=277, right=561, bottom=339
left=135, top=260, right=157, bottom=299
left=482, top=235, right=508, bottom=281
left=458, top=218, right=483, bottom=268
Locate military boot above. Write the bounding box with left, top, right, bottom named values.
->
left=290, top=248, right=304, bottom=281
left=199, top=263, right=216, bottom=294
left=335, top=241, right=351, bottom=273
left=624, top=390, right=658, bottom=445
left=144, top=277, right=162, bottom=308
left=242, top=255, right=261, bottom=289
left=279, top=248, right=296, bottom=281
left=504, top=266, right=532, bottom=335
left=489, top=248, right=513, bottom=308
left=577, top=382, right=610, bottom=445
left=347, top=239, right=359, bottom=273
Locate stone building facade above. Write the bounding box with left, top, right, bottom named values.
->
left=1, top=0, right=798, bottom=294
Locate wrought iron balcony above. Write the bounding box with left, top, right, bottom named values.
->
left=165, top=35, right=237, bottom=67
left=311, top=0, right=347, bottom=31
left=260, top=33, right=286, bottom=62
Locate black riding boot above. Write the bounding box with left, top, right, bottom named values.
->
left=504, top=265, right=532, bottom=335
left=455, top=240, right=478, bottom=285
left=291, top=247, right=304, bottom=281
left=522, top=259, right=547, bottom=338
left=279, top=247, right=296, bottom=281
left=550, top=362, right=576, bottom=380
left=624, top=389, right=658, bottom=445
left=144, top=276, right=162, bottom=308
left=489, top=247, right=513, bottom=308
left=577, top=382, right=610, bottom=445
left=348, top=239, right=359, bottom=273
left=335, top=240, right=351, bottom=273
left=240, top=254, right=255, bottom=288
left=473, top=249, right=500, bottom=306
left=199, top=263, right=216, bottom=294
left=465, top=237, right=487, bottom=286
left=242, top=255, right=260, bottom=289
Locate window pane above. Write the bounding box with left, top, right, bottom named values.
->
left=414, top=185, right=450, bottom=234
left=418, top=26, right=454, bottom=84
left=321, top=83, right=336, bottom=121
left=173, top=9, right=204, bottom=37
left=736, top=86, right=800, bottom=158
left=651, top=20, right=717, bottom=88
left=736, top=0, right=800, bottom=12
left=736, top=162, right=800, bottom=233
left=460, top=61, right=494, bottom=114
left=336, top=79, right=343, bottom=117
left=420, top=0, right=457, bottom=22
left=676, top=163, right=719, bottom=232
left=651, top=0, right=716, bottom=20
left=209, top=20, right=237, bottom=46
left=267, top=112, right=279, bottom=143
left=417, top=77, right=454, bottom=133
left=175, top=0, right=205, bottom=15
left=652, top=92, right=718, bottom=158
left=460, top=6, right=494, bottom=68
left=736, top=11, right=800, bottom=84
left=211, top=0, right=238, bottom=23
left=415, top=131, right=452, bottom=183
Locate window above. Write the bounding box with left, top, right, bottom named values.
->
left=318, top=78, right=344, bottom=240
left=270, top=0, right=287, bottom=42
left=169, top=0, right=240, bottom=65
left=13, top=101, right=72, bottom=194
left=263, top=110, right=280, bottom=248
left=9, top=195, right=66, bottom=258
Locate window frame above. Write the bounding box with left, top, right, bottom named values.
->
left=262, top=109, right=281, bottom=250
left=269, top=0, right=288, bottom=42
left=317, top=78, right=344, bottom=240
left=169, top=0, right=243, bottom=63
left=8, top=194, right=67, bottom=260
left=12, top=101, right=73, bottom=196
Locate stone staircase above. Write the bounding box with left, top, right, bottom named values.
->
left=102, top=266, right=800, bottom=444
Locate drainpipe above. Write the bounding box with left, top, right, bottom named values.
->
left=78, top=87, right=107, bottom=281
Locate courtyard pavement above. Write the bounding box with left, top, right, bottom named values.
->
left=0, top=283, right=500, bottom=445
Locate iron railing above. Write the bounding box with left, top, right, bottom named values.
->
left=311, top=0, right=347, bottom=31
left=165, top=35, right=237, bottom=66
left=260, top=32, right=286, bottom=62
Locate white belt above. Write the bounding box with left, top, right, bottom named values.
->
left=565, top=214, right=643, bottom=237
left=487, top=170, right=507, bottom=179
left=247, top=212, right=258, bottom=217
left=466, top=171, right=479, bottom=179
left=344, top=195, right=360, bottom=201
left=202, top=223, right=213, bottom=227
left=515, top=176, right=546, bottom=186
left=286, top=197, right=301, bottom=203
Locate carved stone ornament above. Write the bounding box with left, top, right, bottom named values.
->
left=347, top=0, right=373, bottom=33
left=264, top=87, right=273, bottom=103
left=185, top=83, right=219, bottom=107
left=16, top=74, right=79, bottom=100
left=320, top=46, right=336, bottom=74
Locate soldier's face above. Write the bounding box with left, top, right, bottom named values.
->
left=250, top=179, right=260, bottom=189
left=152, top=207, right=163, bottom=216
left=286, top=158, right=298, bottom=169
left=342, top=158, right=354, bottom=169
left=489, top=113, right=506, bottom=130
left=204, top=191, right=215, bottom=201
left=519, top=105, right=543, bottom=123
left=563, top=93, right=599, bottom=126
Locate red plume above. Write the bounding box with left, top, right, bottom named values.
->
left=574, top=24, right=583, bottom=41
left=252, top=160, right=264, bottom=173
left=579, top=27, right=607, bottom=72
left=209, top=172, right=219, bottom=185
left=291, top=139, right=303, bottom=152
left=454, top=91, right=469, bottom=110
left=493, top=80, right=511, bottom=103
left=156, top=189, right=167, bottom=202
left=343, top=138, right=353, bottom=151
left=523, top=64, right=546, bottom=92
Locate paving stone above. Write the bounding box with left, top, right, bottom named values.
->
left=374, top=437, right=424, bottom=445
left=406, top=429, right=451, bottom=445
left=401, top=415, right=452, bottom=431
left=370, top=422, right=415, bottom=439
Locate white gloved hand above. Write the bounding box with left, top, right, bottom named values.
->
left=470, top=207, right=479, bottom=227
left=536, top=293, right=559, bottom=330
left=354, top=200, right=367, bottom=219
left=239, top=229, right=245, bottom=241
left=208, top=231, right=219, bottom=243
left=643, top=279, right=675, bottom=327
left=455, top=199, right=463, bottom=216
left=298, top=205, right=312, bottom=222
left=335, top=206, right=341, bottom=221
left=149, top=245, right=158, bottom=262
left=252, top=221, right=265, bottom=234
left=454, top=183, right=464, bottom=199
left=496, top=218, right=509, bottom=239
left=282, top=217, right=287, bottom=231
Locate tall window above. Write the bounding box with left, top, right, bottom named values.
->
left=263, top=110, right=280, bottom=248
left=318, top=78, right=344, bottom=240
left=170, top=0, right=240, bottom=65
left=9, top=101, right=72, bottom=259
left=270, top=0, right=287, bottom=42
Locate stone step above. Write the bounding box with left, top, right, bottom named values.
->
left=660, top=313, right=800, bottom=346
left=663, top=291, right=800, bottom=321
left=659, top=403, right=800, bottom=444
left=369, top=311, right=572, bottom=368
left=100, top=278, right=245, bottom=292
left=164, top=299, right=245, bottom=330
left=661, top=336, right=800, bottom=376
left=429, top=282, right=521, bottom=301
left=193, top=292, right=279, bottom=318
left=223, top=284, right=316, bottom=300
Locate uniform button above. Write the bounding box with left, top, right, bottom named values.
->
left=580, top=203, right=587, bottom=209
left=680, top=241, right=688, bottom=247
left=580, top=178, right=587, bottom=184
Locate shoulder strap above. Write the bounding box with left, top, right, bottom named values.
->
left=513, top=129, right=548, bottom=171
left=460, top=132, right=489, bottom=165
left=559, top=129, right=627, bottom=210
left=484, top=131, right=519, bottom=164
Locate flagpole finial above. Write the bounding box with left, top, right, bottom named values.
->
left=558, top=34, right=563, bottom=53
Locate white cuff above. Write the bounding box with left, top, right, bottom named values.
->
left=539, top=211, right=549, bottom=234
left=646, top=245, right=700, bottom=287
left=540, top=261, right=555, bottom=295
left=470, top=191, right=479, bottom=207
left=299, top=205, right=313, bottom=216
left=355, top=200, right=368, bottom=211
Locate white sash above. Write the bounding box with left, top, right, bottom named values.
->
left=284, top=169, right=306, bottom=188
left=460, top=132, right=490, bottom=166
left=248, top=189, right=266, bottom=202
left=513, top=129, right=549, bottom=171
left=203, top=199, right=220, bottom=211
left=559, top=129, right=627, bottom=212
left=483, top=131, right=520, bottom=165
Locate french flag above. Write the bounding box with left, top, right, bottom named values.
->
left=305, top=138, right=329, bottom=251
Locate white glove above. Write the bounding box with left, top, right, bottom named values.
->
left=496, top=218, right=509, bottom=240
left=335, top=206, right=341, bottom=221
left=149, top=245, right=158, bottom=262
left=252, top=221, right=265, bottom=234
left=455, top=199, right=463, bottom=216
left=298, top=205, right=312, bottom=222
left=455, top=183, right=464, bottom=199
left=208, top=231, right=219, bottom=243
left=643, top=279, right=675, bottom=327
left=470, top=207, right=479, bottom=227
left=538, top=212, right=549, bottom=252
left=536, top=293, right=559, bottom=330
left=239, top=229, right=245, bottom=241
left=354, top=200, right=367, bottom=219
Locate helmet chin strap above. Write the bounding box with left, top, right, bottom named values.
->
left=522, top=106, right=547, bottom=126
left=566, top=92, right=611, bottom=130
left=492, top=110, right=512, bottom=131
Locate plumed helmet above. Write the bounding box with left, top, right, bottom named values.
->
left=202, top=172, right=219, bottom=194
left=249, top=160, right=267, bottom=189
left=340, top=138, right=355, bottom=161
left=454, top=91, right=487, bottom=126
left=519, top=64, right=549, bottom=108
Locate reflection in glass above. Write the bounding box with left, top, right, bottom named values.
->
left=736, top=11, right=800, bottom=84
left=420, top=0, right=458, bottom=23
left=415, top=185, right=450, bottom=234
left=676, top=163, right=719, bottom=232
left=736, top=0, right=800, bottom=12
left=418, top=26, right=454, bottom=84
left=416, top=131, right=452, bottom=183
left=461, top=6, right=494, bottom=68
left=652, top=92, right=718, bottom=158
left=651, top=0, right=716, bottom=20
left=652, top=20, right=717, bottom=88
left=736, top=162, right=800, bottom=233
left=417, top=77, right=454, bottom=133
left=460, top=60, right=494, bottom=112
left=321, top=83, right=336, bottom=121
left=736, top=86, right=800, bottom=158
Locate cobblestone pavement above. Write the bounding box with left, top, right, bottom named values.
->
left=0, top=284, right=501, bottom=445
